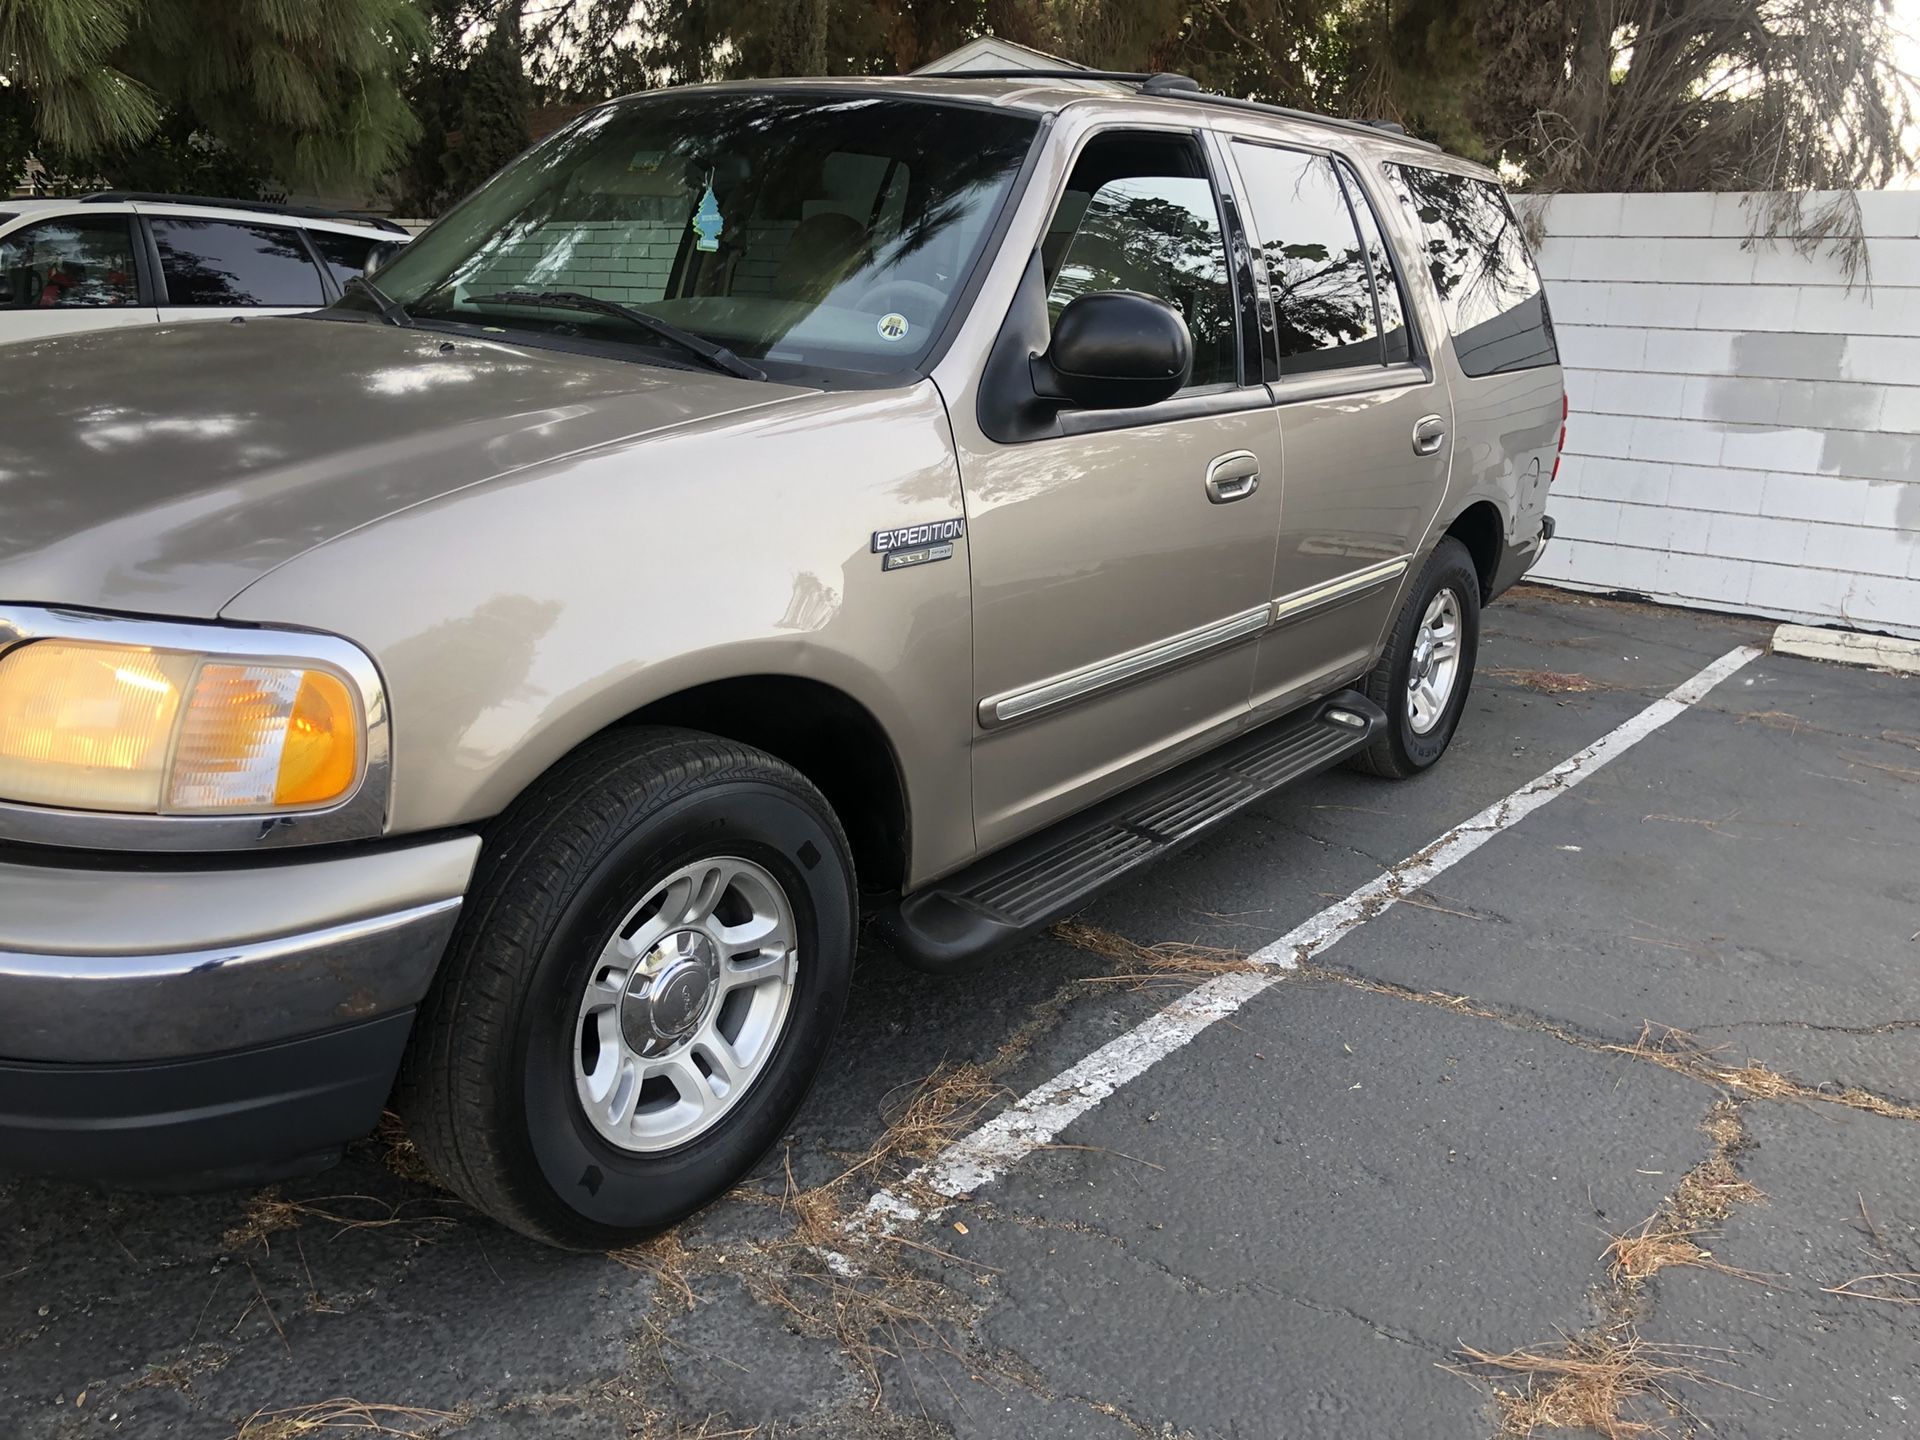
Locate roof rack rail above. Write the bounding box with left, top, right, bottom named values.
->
left=79, top=192, right=409, bottom=235
left=911, top=68, right=1444, bottom=153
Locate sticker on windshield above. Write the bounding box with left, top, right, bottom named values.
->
left=877, top=312, right=909, bottom=342
left=692, top=182, right=724, bottom=252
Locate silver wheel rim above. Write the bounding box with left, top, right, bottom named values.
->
left=573, top=855, right=797, bottom=1153
left=1407, top=588, right=1463, bottom=736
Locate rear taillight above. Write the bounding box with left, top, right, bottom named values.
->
left=1549, top=391, right=1567, bottom=484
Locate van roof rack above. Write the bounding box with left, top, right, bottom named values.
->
left=921, top=69, right=1443, bottom=153
left=79, top=192, right=409, bottom=235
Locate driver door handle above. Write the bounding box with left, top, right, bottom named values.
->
left=1204, top=450, right=1261, bottom=504
left=1412, top=414, right=1448, bottom=456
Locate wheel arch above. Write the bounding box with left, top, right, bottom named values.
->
left=616, top=675, right=912, bottom=896
left=1442, top=498, right=1506, bottom=603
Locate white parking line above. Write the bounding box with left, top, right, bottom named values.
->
left=854, top=644, right=1763, bottom=1235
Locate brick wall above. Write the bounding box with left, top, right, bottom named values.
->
left=1528, top=190, right=1920, bottom=639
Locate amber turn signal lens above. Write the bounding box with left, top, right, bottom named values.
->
left=276, top=670, right=359, bottom=806
left=166, top=662, right=363, bottom=812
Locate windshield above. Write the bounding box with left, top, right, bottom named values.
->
left=371, top=91, right=1039, bottom=379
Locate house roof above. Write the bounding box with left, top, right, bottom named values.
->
left=912, top=37, right=1089, bottom=75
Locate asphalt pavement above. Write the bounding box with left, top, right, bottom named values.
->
left=4, top=585, right=1917, bottom=1439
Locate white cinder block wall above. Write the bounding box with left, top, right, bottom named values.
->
left=1528, top=190, right=1920, bottom=639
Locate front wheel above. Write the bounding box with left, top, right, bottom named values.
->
left=397, top=729, right=856, bottom=1248
left=1350, top=536, right=1482, bottom=779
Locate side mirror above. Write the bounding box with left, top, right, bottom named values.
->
left=1030, top=290, right=1193, bottom=411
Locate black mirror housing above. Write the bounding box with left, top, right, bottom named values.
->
left=1031, top=290, right=1193, bottom=411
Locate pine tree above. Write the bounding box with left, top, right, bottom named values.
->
left=445, top=3, right=531, bottom=199
left=0, top=0, right=425, bottom=192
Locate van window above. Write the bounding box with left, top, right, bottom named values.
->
left=1334, top=158, right=1411, bottom=366
left=1385, top=164, right=1556, bottom=377
left=151, top=219, right=327, bottom=307
left=1044, top=133, right=1239, bottom=389
left=1229, top=142, right=1383, bottom=375
left=0, top=217, right=140, bottom=310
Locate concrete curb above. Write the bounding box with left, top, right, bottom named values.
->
left=1771, top=624, right=1920, bottom=677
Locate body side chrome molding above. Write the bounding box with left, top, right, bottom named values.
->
left=978, top=554, right=1414, bottom=731
left=980, top=604, right=1271, bottom=729
left=1270, top=555, right=1411, bottom=628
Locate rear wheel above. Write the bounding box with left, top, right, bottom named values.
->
left=1351, top=536, right=1481, bottom=779
left=397, top=729, right=855, bottom=1248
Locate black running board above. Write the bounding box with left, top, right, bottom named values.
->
left=879, top=690, right=1385, bottom=975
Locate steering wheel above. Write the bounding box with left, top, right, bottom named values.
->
left=853, top=279, right=945, bottom=325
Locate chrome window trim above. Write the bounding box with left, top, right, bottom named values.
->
left=1270, top=555, right=1411, bottom=627
left=1268, top=362, right=1430, bottom=408
left=0, top=605, right=390, bottom=852
left=980, top=604, right=1271, bottom=729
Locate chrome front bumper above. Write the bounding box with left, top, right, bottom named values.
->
left=0, top=835, right=479, bottom=1064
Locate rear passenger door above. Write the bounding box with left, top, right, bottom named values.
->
left=143, top=216, right=331, bottom=324
left=0, top=214, right=157, bottom=341
left=1221, top=139, right=1453, bottom=716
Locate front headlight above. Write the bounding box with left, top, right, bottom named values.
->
left=0, top=639, right=365, bottom=815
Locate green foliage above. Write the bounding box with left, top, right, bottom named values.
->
left=89, top=115, right=275, bottom=197
left=526, top=0, right=1912, bottom=195
left=0, top=0, right=424, bottom=193
left=446, top=5, right=531, bottom=199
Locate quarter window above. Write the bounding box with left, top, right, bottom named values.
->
left=0, top=217, right=140, bottom=310
left=1335, top=158, right=1411, bottom=365
left=307, top=230, right=400, bottom=288
left=1385, top=165, right=1556, bottom=377
left=1043, top=134, right=1238, bottom=389
left=1231, top=143, right=1385, bottom=374
left=150, top=219, right=327, bottom=307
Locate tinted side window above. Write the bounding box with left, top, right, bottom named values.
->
left=1335, top=158, right=1411, bottom=366
left=1230, top=142, right=1381, bottom=374
left=1386, top=165, right=1556, bottom=377
left=1044, top=134, right=1238, bottom=389
left=307, top=230, right=397, bottom=287
left=0, top=217, right=140, bottom=310
left=151, top=219, right=326, bottom=307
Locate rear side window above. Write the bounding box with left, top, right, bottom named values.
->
left=306, top=230, right=398, bottom=287
left=1385, top=164, right=1556, bottom=377
left=0, top=216, right=140, bottom=310
left=150, top=219, right=326, bottom=307
left=1230, top=142, right=1384, bottom=375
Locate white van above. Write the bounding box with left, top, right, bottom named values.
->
left=0, top=193, right=408, bottom=343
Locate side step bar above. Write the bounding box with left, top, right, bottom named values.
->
left=879, top=690, right=1385, bottom=975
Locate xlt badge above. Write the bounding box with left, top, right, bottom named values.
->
left=872, top=518, right=965, bottom=571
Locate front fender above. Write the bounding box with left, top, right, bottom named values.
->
left=223, top=380, right=978, bottom=882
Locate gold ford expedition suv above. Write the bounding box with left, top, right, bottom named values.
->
left=0, top=73, right=1562, bottom=1246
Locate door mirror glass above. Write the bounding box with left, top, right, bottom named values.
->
left=1033, top=289, right=1192, bottom=410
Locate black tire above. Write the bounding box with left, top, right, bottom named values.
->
left=396, top=728, right=856, bottom=1248
left=1350, top=536, right=1482, bottom=779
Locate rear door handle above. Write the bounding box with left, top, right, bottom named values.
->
left=1412, top=414, right=1447, bottom=456
left=1204, top=450, right=1261, bottom=504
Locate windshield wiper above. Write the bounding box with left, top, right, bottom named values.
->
left=343, top=274, right=413, bottom=327
left=471, top=289, right=766, bottom=381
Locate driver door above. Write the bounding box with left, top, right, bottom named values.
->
left=950, top=129, right=1284, bottom=852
